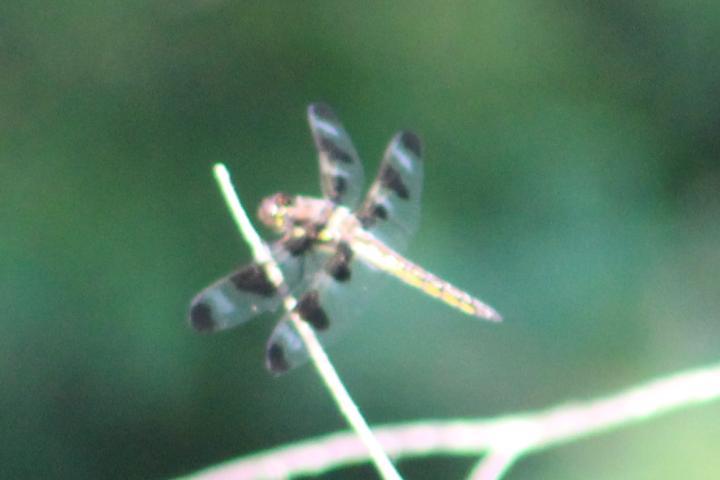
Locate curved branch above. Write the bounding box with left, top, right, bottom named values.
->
left=182, top=360, right=720, bottom=479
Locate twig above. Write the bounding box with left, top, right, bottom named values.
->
left=210, top=164, right=402, bottom=480
left=183, top=359, right=720, bottom=479
left=466, top=449, right=519, bottom=480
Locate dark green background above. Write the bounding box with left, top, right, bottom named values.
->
left=3, top=2, right=720, bottom=479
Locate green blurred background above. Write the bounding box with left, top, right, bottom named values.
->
left=3, top=1, right=720, bottom=479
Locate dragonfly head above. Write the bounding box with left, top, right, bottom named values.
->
left=259, top=192, right=293, bottom=232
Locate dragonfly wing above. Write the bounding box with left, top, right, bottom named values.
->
left=264, top=241, right=385, bottom=374
left=307, top=103, right=365, bottom=209
left=188, top=243, right=308, bottom=333
left=189, top=263, right=280, bottom=333
left=357, top=131, right=423, bottom=252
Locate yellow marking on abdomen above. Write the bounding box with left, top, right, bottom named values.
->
left=349, top=232, right=501, bottom=322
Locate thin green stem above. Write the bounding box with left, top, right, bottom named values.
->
left=211, top=164, right=402, bottom=480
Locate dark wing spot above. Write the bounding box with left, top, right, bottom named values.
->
left=309, top=102, right=338, bottom=122
left=266, top=342, right=290, bottom=374
left=379, top=165, right=410, bottom=199
left=399, top=131, right=423, bottom=158
left=231, top=264, right=276, bottom=297
left=282, top=233, right=314, bottom=257
left=189, top=302, right=216, bottom=332
left=357, top=203, right=388, bottom=228
left=328, top=263, right=351, bottom=282
left=372, top=203, right=388, bottom=220
left=326, top=175, right=347, bottom=202
left=325, top=241, right=354, bottom=282
left=295, top=290, right=330, bottom=330
left=336, top=241, right=353, bottom=260
left=332, top=176, right=347, bottom=196
left=318, top=137, right=353, bottom=164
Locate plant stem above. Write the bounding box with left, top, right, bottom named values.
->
left=210, top=164, right=402, bottom=480
left=184, top=359, right=720, bottom=479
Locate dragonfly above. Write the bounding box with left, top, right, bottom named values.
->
left=189, top=103, right=501, bottom=374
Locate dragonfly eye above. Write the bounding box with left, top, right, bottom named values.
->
left=259, top=193, right=293, bottom=231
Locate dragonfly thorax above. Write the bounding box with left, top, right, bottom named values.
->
left=258, top=193, right=337, bottom=235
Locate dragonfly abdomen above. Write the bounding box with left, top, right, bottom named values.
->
left=350, top=232, right=501, bottom=322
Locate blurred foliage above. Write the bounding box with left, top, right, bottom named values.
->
left=2, top=1, right=720, bottom=479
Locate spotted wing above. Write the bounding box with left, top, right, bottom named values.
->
left=357, top=131, right=423, bottom=252
left=307, top=103, right=365, bottom=209
left=188, top=243, right=309, bottom=333
left=264, top=241, right=385, bottom=374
